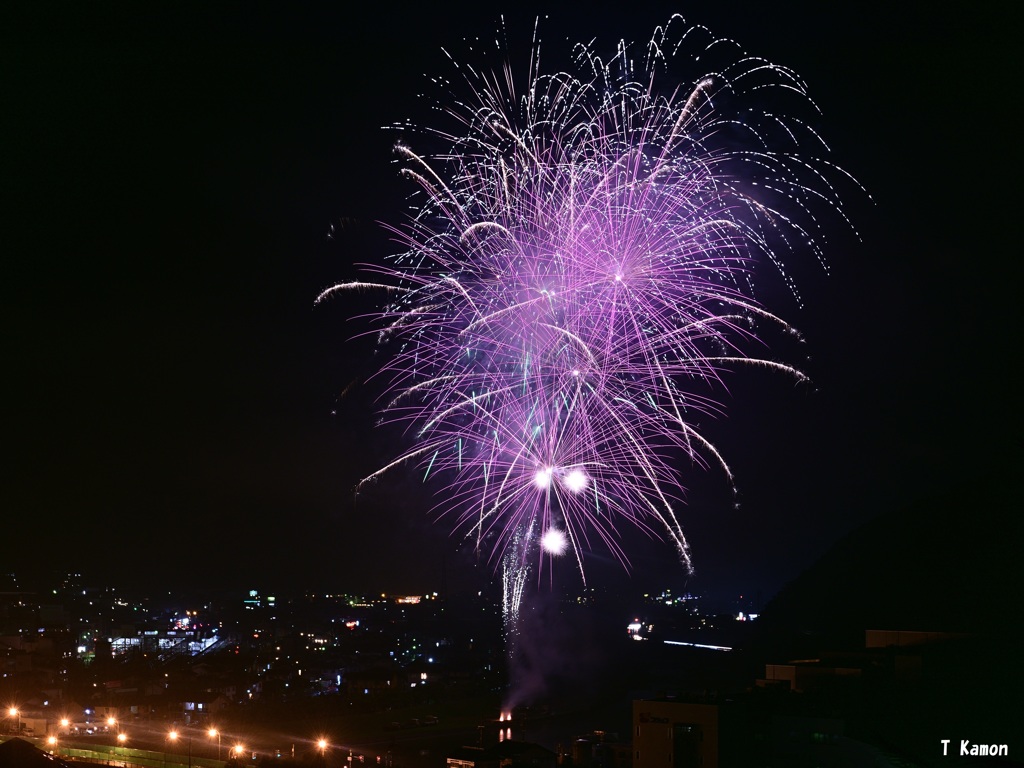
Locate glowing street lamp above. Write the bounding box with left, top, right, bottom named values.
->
left=117, top=732, right=127, bottom=744
left=233, top=744, right=246, bottom=760
left=318, top=738, right=329, bottom=757
left=208, top=727, right=222, bottom=760
left=165, top=730, right=175, bottom=768
left=7, top=707, right=19, bottom=736
left=46, top=735, right=58, bottom=752
left=169, top=729, right=193, bottom=768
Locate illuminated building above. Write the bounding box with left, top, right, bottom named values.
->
left=633, top=699, right=750, bottom=768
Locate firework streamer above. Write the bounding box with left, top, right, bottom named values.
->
left=502, top=524, right=531, bottom=655
left=321, top=15, right=859, bottom=581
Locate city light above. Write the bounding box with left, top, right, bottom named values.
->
left=664, top=639, right=732, bottom=652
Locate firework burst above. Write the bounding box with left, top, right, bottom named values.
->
left=320, top=15, right=858, bottom=580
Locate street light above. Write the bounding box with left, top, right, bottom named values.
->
left=7, top=707, right=19, bottom=736
left=318, top=738, right=329, bottom=758
left=209, top=728, right=222, bottom=760
left=233, top=743, right=246, bottom=760
left=169, top=729, right=193, bottom=768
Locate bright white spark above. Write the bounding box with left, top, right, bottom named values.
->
left=540, top=528, right=568, bottom=556
left=563, top=468, right=588, bottom=493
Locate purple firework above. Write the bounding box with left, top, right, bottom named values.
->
left=320, top=16, right=857, bottom=579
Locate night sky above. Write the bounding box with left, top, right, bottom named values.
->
left=5, top=2, right=1019, bottom=599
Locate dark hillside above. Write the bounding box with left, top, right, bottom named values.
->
left=762, top=452, right=1022, bottom=639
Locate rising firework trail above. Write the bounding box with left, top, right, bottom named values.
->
left=321, top=15, right=858, bottom=582
left=502, top=525, right=531, bottom=646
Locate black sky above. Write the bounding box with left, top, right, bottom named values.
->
left=4, top=1, right=1020, bottom=599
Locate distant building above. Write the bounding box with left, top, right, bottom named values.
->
left=0, top=737, right=73, bottom=767
left=758, top=662, right=861, bottom=694
left=448, top=741, right=556, bottom=768
left=570, top=731, right=631, bottom=768
left=633, top=699, right=751, bottom=768
left=864, top=629, right=967, bottom=648
left=635, top=700, right=715, bottom=768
